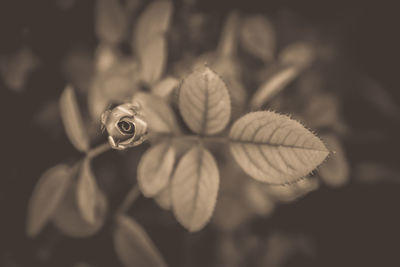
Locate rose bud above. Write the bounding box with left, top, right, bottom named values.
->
left=101, top=103, right=148, bottom=150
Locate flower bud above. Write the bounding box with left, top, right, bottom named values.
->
left=101, top=103, right=148, bottom=150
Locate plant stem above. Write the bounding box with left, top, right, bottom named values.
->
left=158, top=134, right=230, bottom=145
left=86, top=142, right=111, bottom=159
left=115, top=185, right=141, bottom=216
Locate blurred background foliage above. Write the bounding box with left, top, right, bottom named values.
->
left=1, top=0, right=400, bottom=266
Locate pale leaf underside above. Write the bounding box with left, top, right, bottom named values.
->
left=229, top=111, right=329, bottom=184
left=114, top=215, right=167, bottom=267
left=138, top=142, right=175, bottom=197
left=172, top=146, right=220, bottom=232
left=179, top=67, right=231, bottom=135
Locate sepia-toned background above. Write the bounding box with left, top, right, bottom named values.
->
left=1, top=0, right=399, bottom=266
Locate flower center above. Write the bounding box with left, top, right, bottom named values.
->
left=118, top=120, right=135, bottom=135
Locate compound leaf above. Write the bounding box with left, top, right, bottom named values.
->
left=114, top=215, right=167, bottom=267
left=60, top=85, right=90, bottom=152
left=138, top=142, right=175, bottom=197
left=27, top=164, right=71, bottom=237
left=229, top=111, right=329, bottom=184
left=179, top=67, right=231, bottom=135
left=172, top=146, right=220, bottom=232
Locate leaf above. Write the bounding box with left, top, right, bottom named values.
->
left=134, top=0, right=173, bottom=85
left=318, top=134, right=349, bottom=187
left=179, top=67, right=231, bottom=135
left=229, top=111, right=329, bottom=184
left=134, top=0, right=173, bottom=54
left=52, top=176, right=108, bottom=238
left=250, top=65, right=300, bottom=109
left=172, top=146, right=220, bottom=232
left=151, top=76, right=179, bottom=99
left=77, top=158, right=99, bottom=225
left=263, top=177, right=319, bottom=202
left=244, top=181, right=275, bottom=216
left=95, top=59, right=140, bottom=102
left=88, top=59, right=139, bottom=123
left=133, top=92, right=180, bottom=134
left=95, top=43, right=120, bottom=73
left=88, top=80, right=111, bottom=123
left=114, top=215, right=167, bottom=267
left=154, top=183, right=172, bottom=210
left=139, top=35, right=167, bottom=85
left=138, top=142, right=175, bottom=197
left=278, top=42, right=315, bottom=69
left=300, top=92, right=339, bottom=129
left=239, top=15, right=275, bottom=62
left=60, top=85, right=90, bottom=152
left=217, top=11, right=240, bottom=57
left=95, top=0, right=127, bottom=45
left=27, top=164, right=71, bottom=237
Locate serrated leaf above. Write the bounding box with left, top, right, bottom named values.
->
left=114, top=215, right=167, bottom=267
left=239, top=15, right=275, bottom=62
left=151, top=76, right=179, bottom=99
left=95, top=0, right=127, bottom=45
left=154, top=183, right=172, bottom=210
left=60, top=85, right=90, bottom=152
left=229, top=111, right=329, bottom=184
left=138, top=142, right=175, bottom=197
left=133, top=92, right=180, bottom=133
left=172, top=146, right=220, bottom=232
left=318, top=134, right=349, bottom=187
left=179, top=67, right=231, bottom=135
left=77, top=158, right=99, bottom=225
left=250, top=65, right=300, bottom=109
left=134, top=0, right=173, bottom=85
left=52, top=176, right=108, bottom=238
left=27, top=164, right=71, bottom=237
